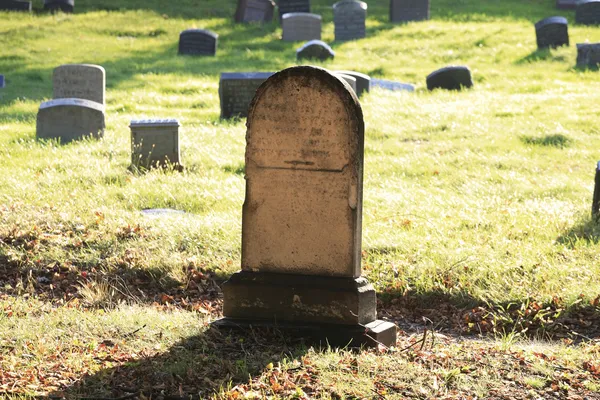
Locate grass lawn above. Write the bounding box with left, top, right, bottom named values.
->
left=1, top=0, right=600, bottom=398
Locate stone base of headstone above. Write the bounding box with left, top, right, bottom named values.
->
left=44, top=0, right=74, bottom=12
left=576, top=43, right=600, bottom=68
left=0, top=0, right=32, bottom=11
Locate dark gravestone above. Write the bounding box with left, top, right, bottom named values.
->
left=44, top=0, right=74, bottom=12
left=278, top=0, right=310, bottom=19
left=0, top=0, right=32, bottom=11
left=576, top=43, right=600, bottom=67
left=296, top=40, right=335, bottom=61
left=282, top=12, right=321, bottom=41
left=0, top=75, right=4, bottom=88
left=335, top=70, right=370, bottom=97
left=426, top=66, right=473, bottom=91
left=390, top=0, right=430, bottom=23
left=235, top=0, right=275, bottom=23
left=592, top=161, right=600, bottom=219
left=219, top=72, right=274, bottom=119
left=333, top=0, right=367, bottom=41
left=535, top=17, right=569, bottom=49
left=576, top=0, right=600, bottom=25
left=371, top=79, right=415, bottom=92
left=36, top=98, right=105, bottom=142
left=130, top=119, right=182, bottom=170
left=556, top=0, right=577, bottom=9
left=178, top=29, right=218, bottom=56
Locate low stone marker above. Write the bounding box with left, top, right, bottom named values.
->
left=556, top=0, right=577, bottom=9
left=178, top=29, right=218, bottom=56
left=576, top=43, right=600, bottom=67
left=371, top=79, right=415, bottom=92
left=278, top=0, right=310, bottom=19
left=390, top=0, right=430, bottom=23
left=0, top=0, right=32, bottom=11
left=219, top=72, right=274, bottom=119
left=296, top=40, right=335, bottom=61
left=53, top=64, right=105, bottom=105
left=576, top=0, right=600, bottom=25
left=426, top=66, right=473, bottom=91
left=282, top=12, right=321, bottom=41
left=44, top=0, right=74, bottom=12
left=235, top=0, right=275, bottom=23
left=0, top=75, right=4, bottom=88
left=335, top=73, right=357, bottom=94
left=535, top=16, right=569, bottom=49
left=36, top=98, right=105, bottom=142
left=130, top=119, right=182, bottom=170
left=335, top=70, right=370, bottom=97
left=333, top=0, right=367, bottom=41
left=215, top=66, right=397, bottom=347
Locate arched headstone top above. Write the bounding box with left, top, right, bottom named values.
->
left=178, top=29, right=218, bottom=56
left=53, top=64, right=105, bottom=105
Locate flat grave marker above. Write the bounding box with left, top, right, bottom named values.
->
left=53, top=64, right=105, bottom=105
left=235, top=0, right=275, bottom=23
left=426, top=66, right=473, bottom=91
left=219, top=72, right=274, bottom=119
left=390, top=0, right=430, bottom=23
left=296, top=40, right=335, bottom=61
left=371, top=79, right=415, bottom=92
left=535, top=16, right=569, bottom=49
left=282, top=12, right=321, bottom=41
left=130, top=119, right=182, bottom=170
left=333, top=0, right=367, bottom=41
left=278, top=0, right=310, bottom=19
left=178, top=29, right=218, bottom=56
left=0, top=0, right=32, bottom=11
left=36, top=98, right=105, bottom=142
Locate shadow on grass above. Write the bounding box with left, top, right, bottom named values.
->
left=556, top=216, right=600, bottom=247
left=520, top=133, right=571, bottom=148
left=515, top=48, right=569, bottom=65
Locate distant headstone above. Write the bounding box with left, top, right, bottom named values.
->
left=53, top=64, right=105, bottom=105
left=371, top=79, right=415, bottom=92
left=335, top=70, right=370, bottom=97
left=278, top=0, right=310, bottom=19
left=576, top=42, right=600, bottom=67
left=390, top=0, right=430, bottom=23
left=535, top=17, right=569, bottom=49
left=282, top=12, right=321, bottom=41
left=217, top=66, right=397, bottom=347
left=178, top=29, right=218, bottom=56
left=556, top=0, right=577, bottom=9
left=296, top=40, right=335, bottom=61
left=36, top=98, right=105, bottom=142
left=44, top=0, right=73, bottom=12
left=235, top=0, right=275, bottom=23
left=141, top=208, right=186, bottom=217
left=0, top=75, right=4, bottom=88
left=130, top=119, right=182, bottom=170
left=576, top=0, right=600, bottom=25
left=426, top=66, right=473, bottom=91
left=335, top=73, right=357, bottom=94
left=219, top=72, right=274, bottom=119
left=0, top=0, right=32, bottom=11
left=333, top=0, right=367, bottom=41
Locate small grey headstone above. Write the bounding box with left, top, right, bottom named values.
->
left=235, top=0, right=275, bottom=23
left=53, top=64, right=105, bottom=105
left=390, top=0, right=430, bottom=23
left=333, top=0, right=367, bottom=41
left=219, top=72, right=274, bottom=119
left=282, top=12, right=321, bottom=42
left=576, top=0, right=600, bottom=25
left=371, top=79, right=415, bottom=92
left=178, top=29, right=218, bottom=56
left=130, top=119, right=182, bottom=170
left=426, top=66, right=473, bottom=91
left=0, top=0, right=32, bottom=11
left=535, top=17, right=569, bottom=49
left=335, top=73, right=357, bottom=94
left=36, top=98, right=105, bottom=142
left=335, top=70, right=370, bottom=97
left=278, top=0, right=310, bottom=19
left=0, top=75, right=4, bottom=88
left=556, top=0, right=577, bottom=9
left=296, top=40, right=335, bottom=61
left=44, top=0, right=73, bottom=12
left=576, top=42, right=600, bottom=67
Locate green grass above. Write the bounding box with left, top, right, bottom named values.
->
left=1, top=0, right=600, bottom=398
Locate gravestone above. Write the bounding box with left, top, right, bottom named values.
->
left=592, top=161, right=600, bottom=219
left=296, top=40, right=335, bottom=61
left=535, top=16, right=569, bottom=49
left=333, top=0, right=367, bottom=41
left=426, top=66, right=473, bottom=91
left=0, top=0, right=32, bottom=11
left=576, top=43, right=600, bottom=67
left=335, top=73, right=357, bottom=94
left=282, top=12, right=321, bottom=41
left=335, top=70, right=370, bottom=97
left=219, top=72, right=274, bottom=119
left=576, top=0, right=600, bottom=25
left=0, top=75, right=4, bottom=89
left=278, top=0, right=310, bottom=19
left=235, top=0, right=275, bottom=23
left=178, top=29, right=218, bottom=56
left=216, top=66, right=397, bottom=347
left=130, top=119, right=182, bottom=170
left=556, top=0, right=577, bottom=9
left=44, top=0, right=73, bottom=12
left=36, top=98, right=105, bottom=142
left=390, top=0, right=430, bottom=23
left=53, top=64, right=105, bottom=105
left=371, top=79, right=415, bottom=92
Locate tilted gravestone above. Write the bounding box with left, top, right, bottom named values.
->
left=335, top=70, right=370, bottom=97
left=577, top=43, right=600, bottom=67
left=219, top=72, right=274, bottom=119
left=390, top=0, right=429, bottom=23
left=36, top=99, right=105, bottom=142
left=44, top=0, right=73, bottom=12
left=0, top=0, right=31, bottom=11
left=426, top=66, right=473, bottom=91
left=333, top=0, right=367, bottom=41
left=335, top=73, right=357, bottom=94
left=535, top=16, right=569, bottom=49
left=282, top=12, right=321, bottom=41
left=216, top=66, right=397, bottom=347
left=556, top=0, right=577, bottom=9
left=296, top=40, right=335, bottom=61
left=53, top=64, right=105, bottom=105
left=130, top=119, right=182, bottom=170
left=235, top=0, right=275, bottom=23
left=576, top=0, right=600, bottom=25
left=178, top=29, right=218, bottom=56
left=278, top=0, right=310, bottom=19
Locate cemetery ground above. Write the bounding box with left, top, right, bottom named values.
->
left=1, top=0, right=600, bottom=398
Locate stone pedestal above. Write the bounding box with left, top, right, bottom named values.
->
left=577, top=43, right=600, bottom=68
left=130, top=119, right=182, bottom=171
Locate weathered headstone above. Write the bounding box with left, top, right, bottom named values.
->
left=535, top=16, right=569, bottom=49
left=426, top=66, right=473, bottom=91
left=576, top=0, right=600, bottom=25
left=556, top=0, right=577, bottom=9
left=130, top=119, right=182, bottom=170
left=335, top=73, right=357, bottom=94
left=296, top=40, right=335, bottom=61
left=282, top=12, right=321, bottom=42
left=0, top=75, right=4, bottom=89
left=216, top=66, right=397, bottom=347
left=371, top=79, right=415, bottom=92
left=36, top=99, right=105, bottom=142
left=335, top=70, right=370, bottom=97
left=53, top=64, right=105, bottom=105
left=576, top=43, right=600, bottom=67
left=219, top=72, right=274, bottom=119
left=44, top=0, right=73, bottom=12
left=0, top=0, right=32, bottom=11
left=178, top=29, right=218, bottom=56
left=333, top=0, right=367, bottom=41
left=235, top=0, right=275, bottom=23
left=278, top=0, right=310, bottom=19
left=390, top=0, right=430, bottom=23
